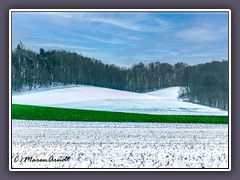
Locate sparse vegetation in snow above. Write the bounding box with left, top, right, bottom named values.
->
left=12, top=120, right=228, bottom=169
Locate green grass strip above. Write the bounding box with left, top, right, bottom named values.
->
left=12, top=104, right=228, bottom=124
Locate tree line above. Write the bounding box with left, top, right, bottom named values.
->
left=179, top=61, right=228, bottom=110
left=12, top=42, right=228, bottom=110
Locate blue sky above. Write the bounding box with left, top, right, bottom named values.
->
left=12, top=11, right=229, bottom=67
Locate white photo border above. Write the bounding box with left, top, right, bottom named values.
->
left=9, top=9, right=231, bottom=171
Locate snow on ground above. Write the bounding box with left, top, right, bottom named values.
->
left=12, top=120, right=228, bottom=169
left=12, top=85, right=228, bottom=116
left=146, top=87, right=180, bottom=100
left=12, top=85, right=157, bottom=105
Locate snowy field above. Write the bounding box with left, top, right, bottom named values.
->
left=12, top=86, right=228, bottom=116
left=12, top=120, right=228, bottom=169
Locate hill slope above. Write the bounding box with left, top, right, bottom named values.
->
left=12, top=86, right=227, bottom=116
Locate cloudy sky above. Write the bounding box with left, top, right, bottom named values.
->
left=12, top=11, right=229, bottom=67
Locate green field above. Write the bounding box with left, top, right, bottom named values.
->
left=12, top=104, right=228, bottom=124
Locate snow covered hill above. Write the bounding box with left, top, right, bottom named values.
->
left=146, top=87, right=181, bottom=100
left=12, top=85, right=228, bottom=116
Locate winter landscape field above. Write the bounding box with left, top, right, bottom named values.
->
left=12, top=86, right=227, bottom=116
left=12, top=120, right=228, bottom=169
left=11, top=10, right=230, bottom=170
left=11, top=86, right=229, bottom=169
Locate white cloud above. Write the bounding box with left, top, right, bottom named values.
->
left=34, top=43, right=96, bottom=50
left=175, top=26, right=227, bottom=42
left=82, top=34, right=126, bottom=44
left=79, top=16, right=145, bottom=31
left=27, top=12, right=152, bottom=32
